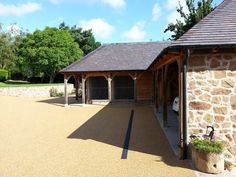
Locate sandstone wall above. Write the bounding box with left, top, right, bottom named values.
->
left=0, top=84, right=74, bottom=97
left=187, top=53, right=236, bottom=164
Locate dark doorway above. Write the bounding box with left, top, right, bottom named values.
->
left=113, top=76, right=134, bottom=100
left=166, top=62, right=179, bottom=104
left=89, top=77, right=108, bottom=99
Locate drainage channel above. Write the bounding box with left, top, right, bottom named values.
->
left=121, top=109, right=134, bottom=159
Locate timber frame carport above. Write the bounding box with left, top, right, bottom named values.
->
left=149, top=49, right=188, bottom=159
left=61, top=42, right=170, bottom=105
left=63, top=71, right=141, bottom=105
left=61, top=41, right=188, bottom=159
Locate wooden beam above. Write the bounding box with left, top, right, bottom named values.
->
left=153, top=55, right=181, bottom=71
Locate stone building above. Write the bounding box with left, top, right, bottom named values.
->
left=62, top=0, right=236, bottom=163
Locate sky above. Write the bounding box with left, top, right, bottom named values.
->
left=0, top=0, right=223, bottom=44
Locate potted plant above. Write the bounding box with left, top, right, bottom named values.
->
left=191, top=138, right=224, bottom=174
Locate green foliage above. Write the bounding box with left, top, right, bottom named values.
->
left=0, top=33, right=16, bottom=69
left=18, top=27, right=83, bottom=83
left=59, top=22, right=101, bottom=55
left=49, top=87, right=63, bottom=97
left=192, top=138, right=224, bottom=154
left=0, top=69, right=8, bottom=81
left=0, top=81, right=63, bottom=88
left=164, top=0, right=215, bottom=40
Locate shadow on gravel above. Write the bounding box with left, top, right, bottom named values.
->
left=37, top=96, right=79, bottom=107
left=67, top=104, right=192, bottom=170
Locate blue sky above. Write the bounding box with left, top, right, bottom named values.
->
left=0, top=0, right=222, bottom=44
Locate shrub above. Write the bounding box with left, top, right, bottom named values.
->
left=54, top=74, right=64, bottom=83
left=27, top=77, right=42, bottom=83
left=192, top=138, right=224, bottom=154
left=10, top=72, right=24, bottom=80
left=49, top=87, right=63, bottom=97
left=0, top=69, right=8, bottom=82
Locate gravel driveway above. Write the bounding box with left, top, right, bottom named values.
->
left=0, top=96, right=195, bottom=177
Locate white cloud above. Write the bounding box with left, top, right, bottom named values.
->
left=0, top=2, right=41, bottom=16
left=122, top=22, right=147, bottom=42
left=79, top=18, right=115, bottom=39
left=167, top=11, right=181, bottom=23
left=165, top=0, right=188, bottom=23
left=101, top=0, right=125, bottom=9
left=62, top=0, right=125, bottom=9
left=152, top=3, right=161, bottom=21
left=49, top=0, right=64, bottom=4
left=165, top=0, right=186, bottom=11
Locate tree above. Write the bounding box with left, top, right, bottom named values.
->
left=0, top=33, right=15, bottom=69
left=164, top=0, right=215, bottom=40
left=0, top=23, right=20, bottom=70
left=18, top=27, right=83, bottom=83
left=59, top=22, right=101, bottom=55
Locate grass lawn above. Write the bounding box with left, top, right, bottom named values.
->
left=0, top=82, right=64, bottom=88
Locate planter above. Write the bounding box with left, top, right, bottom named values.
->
left=191, top=145, right=224, bottom=174
left=225, top=160, right=234, bottom=172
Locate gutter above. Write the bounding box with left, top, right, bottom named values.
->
left=181, top=48, right=190, bottom=159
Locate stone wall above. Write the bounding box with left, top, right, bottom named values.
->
left=187, top=52, right=236, bottom=164
left=0, top=84, right=74, bottom=97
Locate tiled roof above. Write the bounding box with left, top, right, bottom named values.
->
left=171, top=0, right=236, bottom=47
left=61, top=42, right=170, bottom=72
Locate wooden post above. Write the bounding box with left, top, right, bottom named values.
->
left=74, top=75, right=80, bottom=101
left=155, top=70, right=159, bottom=110
left=152, top=71, right=156, bottom=104
left=163, top=65, right=168, bottom=128
left=133, top=76, right=137, bottom=103
left=86, top=78, right=90, bottom=104
left=161, top=68, right=164, bottom=111
left=82, top=75, right=86, bottom=104
left=108, top=75, right=112, bottom=102
left=64, top=74, right=70, bottom=106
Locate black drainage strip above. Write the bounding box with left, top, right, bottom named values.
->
left=121, top=109, right=134, bottom=159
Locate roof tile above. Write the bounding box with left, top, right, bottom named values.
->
left=171, top=0, right=236, bottom=47
left=62, top=42, right=170, bottom=72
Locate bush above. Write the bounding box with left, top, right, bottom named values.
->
left=192, top=138, right=224, bottom=154
left=10, top=72, right=24, bottom=80
left=49, top=87, right=63, bottom=97
left=0, top=69, right=8, bottom=82
left=27, top=77, right=42, bottom=83
left=54, top=74, right=64, bottom=83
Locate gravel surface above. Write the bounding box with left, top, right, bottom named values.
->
left=0, top=96, right=195, bottom=177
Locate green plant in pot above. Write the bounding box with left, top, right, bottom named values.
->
left=191, top=138, right=224, bottom=174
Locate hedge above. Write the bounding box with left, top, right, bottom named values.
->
left=0, top=69, right=8, bottom=82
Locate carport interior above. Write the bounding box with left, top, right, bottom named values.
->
left=113, top=76, right=134, bottom=100
left=153, top=58, right=181, bottom=157
left=89, top=76, right=108, bottom=100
